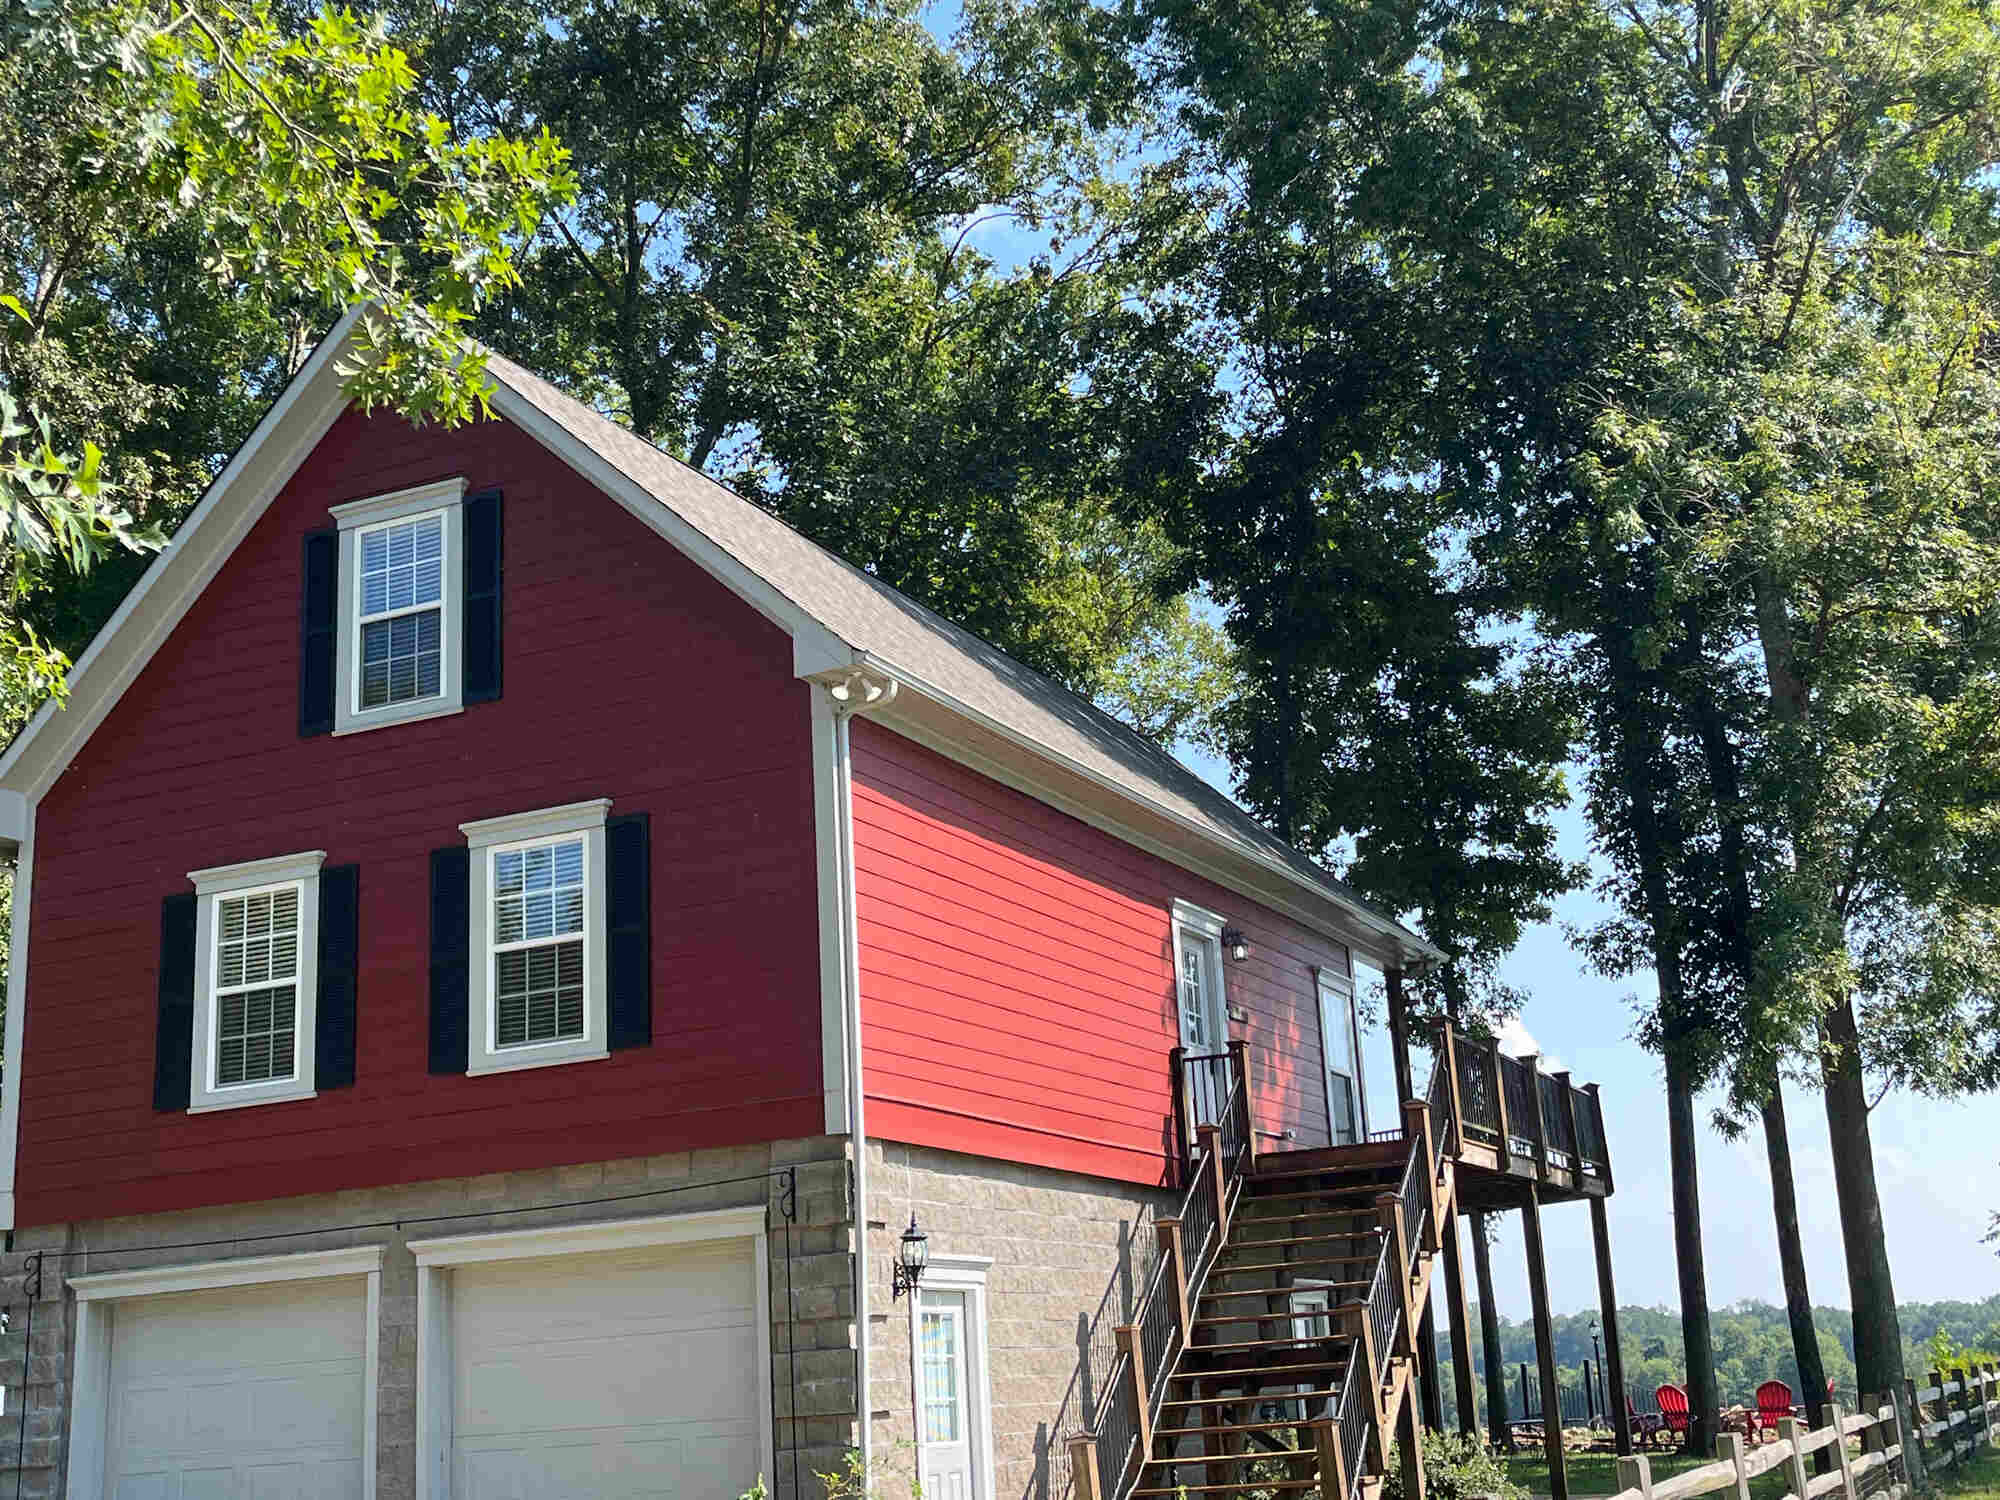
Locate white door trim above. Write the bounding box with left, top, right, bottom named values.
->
left=1169, top=898, right=1230, bottom=1053
left=911, top=1255, right=995, bottom=1500
left=65, top=1244, right=384, bottom=1500
left=411, top=1205, right=773, bottom=1500
left=1313, top=960, right=1366, bottom=1143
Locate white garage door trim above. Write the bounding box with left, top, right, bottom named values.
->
left=65, top=1244, right=384, bottom=1500
left=408, top=1205, right=772, bottom=1500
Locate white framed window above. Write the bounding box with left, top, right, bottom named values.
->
left=1316, top=958, right=1366, bottom=1145
left=332, top=477, right=466, bottom=735
left=1171, top=899, right=1232, bottom=1135
left=911, top=1255, right=994, bottom=1500
left=187, top=850, right=324, bottom=1112
left=461, top=799, right=610, bottom=1075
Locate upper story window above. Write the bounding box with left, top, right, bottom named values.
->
left=461, top=800, right=610, bottom=1075
left=331, top=478, right=466, bottom=735
left=186, top=850, right=325, bottom=1112
left=1317, top=959, right=1363, bottom=1146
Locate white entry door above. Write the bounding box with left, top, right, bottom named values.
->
left=1174, top=906, right=1230, bottom=1131
left=105, top=1276, right=368, bottom=1499
left=449, top=1239, right=761, bottom=1499
left=919, top=1290, right=975, bottom=1500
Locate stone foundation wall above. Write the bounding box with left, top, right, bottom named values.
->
left=864, top=1140, right=1175, bottom=1500
left=0, top=1135, right=857, bottom=1500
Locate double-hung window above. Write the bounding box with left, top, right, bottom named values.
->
left=461, top=800, right=610, bottom=1075
left=1317, top=963, right=1364, bottom=1146
left=332, top=478, right=465, bottom=734
left=187, top=851, right=324, bottom=1112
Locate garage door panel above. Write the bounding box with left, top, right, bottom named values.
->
left=106, top=1279, right=368, bottom=1500
left=451, top=1238, right=762, bottom=1500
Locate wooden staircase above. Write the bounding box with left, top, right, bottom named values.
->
left=1084, top=1079, right=1459, bottom=1500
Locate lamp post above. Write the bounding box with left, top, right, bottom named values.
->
left=1590, top=1320, right=1605, bottom=1419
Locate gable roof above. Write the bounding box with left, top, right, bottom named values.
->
left=0, top=310, right=1439, bottom=969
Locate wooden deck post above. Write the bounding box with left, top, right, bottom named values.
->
left=1488, top=1039, right=1512, bottom=1170
left=1439, top=1204, right=1478, bottom=1437
left=1066, top=1434, right=1102, bottom=1500
left=1341, top=1302, right=1391, bottom=1473
left=1156, top=1217, right=1190, bottom=1346
left=1116, top=1325, right=1151, bottom=1453
left=1589, top=1196, right=1634, bottom=1455
left=1585, top=1083, right=1614, bottom=1192
left=1404, top=1100, right=1440, bottom=1252
left=1522, top=1053, right=1550, bottom=1179
left=1397, top=1377, right=1428, bottom=1500
left=1554, top=1070, right=1581, bottom=1178
left=1170, top=1044, right=1188, bottom=1178
left=1198, top=1124, right=1228, bottom=1237
left=1521, top=1185, right=1569, bottom=1500
left=1440, top=1025, right=1464, bottom=1156
left=1313, top=1416, right=1347, bottom=1500
left=1229, top=1038, right=1256, bottom=1175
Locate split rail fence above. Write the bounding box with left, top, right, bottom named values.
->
left=1904, top=1364, right=2000, bottom=1477
left=1610, top=1399, right=1908, bottom=1500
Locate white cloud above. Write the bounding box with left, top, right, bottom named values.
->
left=1496, top=1015, right=1561, bottom=1072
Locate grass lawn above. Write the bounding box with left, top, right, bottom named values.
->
left=1503, top=1437, right=2000, bottom=1500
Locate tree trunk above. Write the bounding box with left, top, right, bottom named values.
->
left=1665, top=1042, right=1720, bottom=1455
left=1820, top=997, right=1907, bottom=1403
left=1472, top=1214, right=1512, bottom=1451
left=1760, top=1080, right=1828, bottom=1430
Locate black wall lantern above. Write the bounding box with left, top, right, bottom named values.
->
left=1222, top=926, right=1250, bottom=962
left=892, top=1213, right=930, bottom=1299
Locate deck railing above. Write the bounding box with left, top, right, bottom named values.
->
left=1430, top=1026, right=1612, bottom=1188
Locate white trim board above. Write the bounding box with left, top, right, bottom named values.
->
left=65, top=1244, right=384, bottom=1500
left=411, top=1204, right=773, bottom=1500
left=0, top=804, right=35, bottom=1228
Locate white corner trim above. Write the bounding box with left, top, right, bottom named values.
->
left=812, top=689, right=852, bottom=1135
left=0, top=803, right=35, bottom=1229
left=330, top=476, right=468, bottom=529
left=69, top=1244, right=385, bottom=1302
left=0, top=790, right=25, bottom=855
left=188, top=848, right=327, bottom=891
left=408, top=1203, right=766, bottom=1268
left=0, top=305, right=371, bottom=802
left=460, top=798, right=612, bottom=848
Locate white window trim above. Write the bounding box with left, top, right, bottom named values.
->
left=409, top=1206, right=772, bottom=1500
left=1314, top=959, right=1368, bottom=1143
left=910, top=1254, right=996, bottom=1500
left=332, top=477, right=466, bottom=736
left=187, top=849, right=325, bottom=1112
left=64, top=1245, right=383, bottom=1500
left=461, top=799, right=610, bottom=1076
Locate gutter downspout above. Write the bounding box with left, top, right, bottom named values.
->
left=821, top=667, right=897, bottom=1481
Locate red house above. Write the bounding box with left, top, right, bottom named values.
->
left=0, top=309, right=1621, bottom=1500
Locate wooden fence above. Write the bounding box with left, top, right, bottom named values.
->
left=1904, top=1364, right=2000, bottom=1476
left=1609, top=1398, right=1908, bottom=1500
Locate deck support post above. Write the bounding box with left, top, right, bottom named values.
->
left=1473, top=1211, right=1512, bottom=1450
left=1157, top=1217, right=1191, bottom=1346
left=1066, top=1435, right=1102, bottom=1500
left=1440, top=1205, right=1478, bottom=1437
left=1523, top=1052, right=1550, bottom=1178
left=1313, top=1416, right=1347, bottom=1500
left=1116, top=1324, right=1151, bottom=1455
left=1590, top=1196, right=1635, bottom=1455
left=1385, top=966, right=1415, bottom=1103
left=1521, top=1185, right=1569, bottom=1500
left=1487, top=1038, right=1511, bottom=1169
left=1397, top=1373, right=1428, bottom=1500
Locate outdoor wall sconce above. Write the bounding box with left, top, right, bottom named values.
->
left=1222, top=927, right=1250, bottom=962
left=892, top=1214, right=930, bottom=1299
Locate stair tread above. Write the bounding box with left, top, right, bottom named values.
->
left=1199, top=1281, right=1371, bottom=1305
left=1157, top=1412, right=1339, bottom=1436
left=1251, top=1163, right=1404, bottom=1184
left=1185, top=1337, right=1351, bottom=1355
left=1168, top=1359, right=1353, bottom=1387
left=1191, top=1305, right=1361, bottom=1328
left=1223, top=1235, right=1378, bottom=1253
left=1133, top=1480, right=1324, bottom=1495
left=1211, top=1257, right=1380, bottom=1276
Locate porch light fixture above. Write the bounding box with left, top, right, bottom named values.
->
left=1222, top=927, right=1250, bottom=962
left=892, top=1214, right=930, bottom=1300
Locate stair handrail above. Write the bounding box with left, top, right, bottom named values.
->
left=1086, top=1051, right=1253, bottom=1500
left=1330, top=1061, right=1457, bottom=1499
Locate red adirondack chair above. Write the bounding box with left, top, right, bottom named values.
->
left=1656, top=1383, right=1691, bottom=1436
left=1756, top=1380, right=1795, bottom=1440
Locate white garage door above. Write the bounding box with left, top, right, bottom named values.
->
left=106, top=1276, right=368, bottom=1500
left=451, top=1238, right=763, bottom=1499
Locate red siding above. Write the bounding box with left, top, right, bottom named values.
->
left=851, top=718, right=1348, bottom=1187
left=17, top=406, right=824, bottom=1226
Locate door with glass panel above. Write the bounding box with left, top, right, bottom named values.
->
left=1176, top=920, right=1230, bottom=1133
left=1318, top=969, right=1362, bottom=1145
left=919, top=1290, right=975, bottom=1500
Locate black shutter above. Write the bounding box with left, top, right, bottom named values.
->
left=462, top=488, right=502, bottom=704
left=153, top=893, right=197, bottom=1110
left=428, top=847, right=471, bottom=1074
left=606, top=812, right=651, bottom=1050
left=299, top=529, right=338, bottom=736
left=315, top=865, right=360, bottom=1089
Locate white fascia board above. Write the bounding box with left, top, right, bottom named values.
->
left=858, top=663, right=1443, bottom=971
left=0, top=304, right=372, bottom=802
